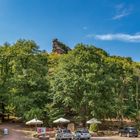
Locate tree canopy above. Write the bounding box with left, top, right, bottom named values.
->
left=0, top=39, right=140, bottom=127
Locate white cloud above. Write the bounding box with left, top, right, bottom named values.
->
left=87, top=33, right=140, bottom=43
left=112, top=3, right=133, bottom=20
left=113, top=11, right=130, bottom=20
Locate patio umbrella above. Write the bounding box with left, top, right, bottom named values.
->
left=86, top=118, right=101, bottom=124
left=26, top=118, right=43, bottom=125
left=53, top=117, right=70, bottom=123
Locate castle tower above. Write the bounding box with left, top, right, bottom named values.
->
left=52, top=39, right=65, bottom=54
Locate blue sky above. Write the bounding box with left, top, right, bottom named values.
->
left=0, top=0, right=140, bottom=61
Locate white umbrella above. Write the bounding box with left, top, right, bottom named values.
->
left=26, top=118, right=43, bottom=125
left=53, top=117, right=70, bottom=123
left=86, top=118, right=101, bottom=124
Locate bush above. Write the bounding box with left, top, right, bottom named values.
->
left=89, top=124, right=98, bottom=132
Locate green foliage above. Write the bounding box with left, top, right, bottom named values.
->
left=0, top=39, right=140, bottom=127
left=0, top=39, right=49, bottom=121
left=89, top=124, right=98, bottom=132
left=51, top=44, right=115, bottom=124
left=24, top=108, right=43, bottom=120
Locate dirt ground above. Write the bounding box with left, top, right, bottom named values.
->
left=0, top=123, right=140, bottom=140
left=92, top=136, right=140, bottom=140
left=0, top=123, right=38, bottom=140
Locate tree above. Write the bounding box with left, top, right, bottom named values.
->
left=105, top=56, right=135, bottom=124
left=0, top=39, right=50, bottom=121
left=51, top=44, right=115, bottom=125
left=127, top=63, right=140, bottom=127
left=0, top=43, right=13, bottom=121
left=0, top=38, right=140, bottom=128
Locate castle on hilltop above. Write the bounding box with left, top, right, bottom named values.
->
left=52, top=39, right=71, bottom=54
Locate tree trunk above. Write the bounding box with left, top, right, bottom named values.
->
left=2, top=103, right=5, bottom=122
